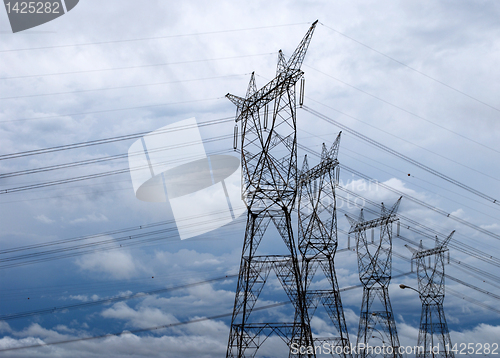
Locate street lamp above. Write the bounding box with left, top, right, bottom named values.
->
left=399, top=283, right=420, bottom=295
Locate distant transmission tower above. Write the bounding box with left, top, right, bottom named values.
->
left=226, top=21, right=318, bottom=357
left=298, top=133, right=352, bottom=357
left=346, top=198, right=402, bottom=358
left=406, top=231, right=455, bottom=358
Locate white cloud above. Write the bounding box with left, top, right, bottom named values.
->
left=101, top=302, right=179, bottom=329
left=1, top=1, right=499, bottom=357
left=76, top=250, right=140, bottom=279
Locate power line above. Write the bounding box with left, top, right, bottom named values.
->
left=305, top=66, right=500, bottom=156
left=0, top=74, right=248, bottom=100
left=0, top=116, right=232, bottom=160
left=0, top=140, right=231, bottom=180
left=0, top=209, right=246, bottom=269
left=0, top=97, right=224, bottom=124
left=0, top=301, right=291, bottom=352
left=389, top=249, right=500, bottom=304
left=319, top=22, right=500, bottom=113
left=0, top=275, right=237, bottom=322
left=0, top=22, right=310, bottom=53
left=302, top=105, right=500, bottom=205
left=336, top=145, right=500, bottom=221
left=298, top=137, right=500, bottom=243
left=304, top=98, right=500, bottom=183
left=0, top=53, right=274, bottom=80
left=336, top=201, right=500, bottom=290
left=336, top=187, right=500, bottom=268
left=0, top=276, right=401, bottom=353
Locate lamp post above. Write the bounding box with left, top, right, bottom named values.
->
left=399, top=283, right=420, bottom=295
left=399, top=283, right=438, bottom=358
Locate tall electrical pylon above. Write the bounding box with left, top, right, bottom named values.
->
left=298, top=133, right=352, bottom=358
left=406, top=232, right=455, bottom=358
left=346, top=198, right=402, bottom=358
left=226, top=21, right=318, bottom=358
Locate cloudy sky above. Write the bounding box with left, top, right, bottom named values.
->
left=0, top=1, right=499, bottom=357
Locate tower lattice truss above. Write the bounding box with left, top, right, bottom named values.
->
left=226, top=21, right=318, bottom=358
left=406, top=232, right=455, bottom=358
left=346, top=198, right=402, bottom=358
left=298, top=134, right=352, bottom=357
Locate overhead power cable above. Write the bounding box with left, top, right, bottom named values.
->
left=305, top=66, right=500, bottom=156
left=447, top=287, right=500, bottom=315
left=391, top=268, right=500, bottom=316
left=336, top=202, right=500, bottom=291
left=1, top=274, right=405, bottom=353
left=0, top=22, right=309, bottom=53
left=395, top=234, right=500, bottom=287
left=0, top=53, right=274, bottom=80
left=297, top=140, right=500, bottom=243
left=0, top=300, right=291, bottom=353
left=0, top=97, right=224, bottom=124
left=389, top=249, right=500, bottom=305
left=335, top=188, right=500, bottom=269
left=0, top=145, right=232, bottom=194
left=319, top=22, right=500, bottom=113
left=0, top=74, right=248, bottom=101
left=0, top=275, right=237, bottom=322
left=302, top=105, right=499, bottom=206
left=0, top=137, right=232, bottom=182
left=0, top=209, right=246, bottom=269
left=0, top=116, right=232, bottom=160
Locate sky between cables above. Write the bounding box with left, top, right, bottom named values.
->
left=1, top=6, right=499, bottom=355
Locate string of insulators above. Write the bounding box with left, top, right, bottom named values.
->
left=299, top=77, right=305, bottom=107
left=233, top=124, right=238, bottom=150
left=263, top=104, right=268, bottom=130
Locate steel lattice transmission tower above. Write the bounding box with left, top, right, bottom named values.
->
left=226, top=21, right=318, bottom=358
left=346, top=198, right=402, bottom=358
left=406, top=232, right=455, bottom=358
left=298, top=133, right=352, bottom=357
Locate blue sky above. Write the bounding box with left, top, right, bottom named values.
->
left=0, top=1, right=499, bottom=357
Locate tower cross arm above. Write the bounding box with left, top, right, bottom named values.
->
left=299, top=158, right=338, bottom=186
left=411, top=231, right=454, bottom=259
left=226, top=93, right=246, bottom=109
left=413, top=245, right=449, bottom=259
left=348, top=215, right=399, bottom=234
left=227, top=70, right=304, bottom=122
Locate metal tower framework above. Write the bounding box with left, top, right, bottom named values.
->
left=346, top=198, right=402, bottom=358
left=298, top=133, right=352, bottom=357
left=406, top=232, right=455, bottom=358
left=226, top=21, right=318, bottom=358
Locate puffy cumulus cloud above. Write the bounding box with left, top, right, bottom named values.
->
left=67, top=294, right=100, bottom=302
left=0, top=322, right=11, bottom=334
left=1, top=1, right=499, bottom=357
left=76, top=250, right=140, bottom=279
left=451, top=323, right=500, bottom=346
left=101, top=302, right=179, bottom=329
left=395, top=322, right=500, bottom=358
left=124, top=283, right=236, bottom=319
left=0, top=328, right=228, bottom=358
left=149, top=248, right=239, bottom=278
